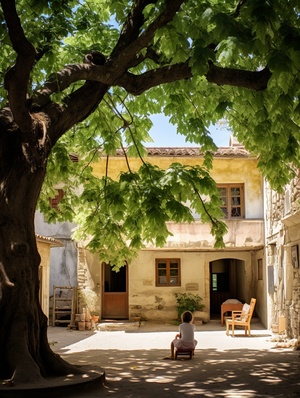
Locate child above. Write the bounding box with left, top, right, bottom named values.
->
left=163, top=310, right=197, bottom=360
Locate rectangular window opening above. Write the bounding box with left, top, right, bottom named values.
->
left=156, top=259, right=181, bottom=287
left=217, top=184, right=245, bottom=220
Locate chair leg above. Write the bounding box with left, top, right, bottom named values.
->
left=232, top=323, right=234, bottom=336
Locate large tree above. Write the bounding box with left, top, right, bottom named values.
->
left=0, top=0, right=299, bottom=387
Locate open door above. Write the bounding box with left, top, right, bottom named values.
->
left=102, top=263, right=128, bottom=319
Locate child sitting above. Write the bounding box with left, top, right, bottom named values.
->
left=163, top=310, right=197, bottom=360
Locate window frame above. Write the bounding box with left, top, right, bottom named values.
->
left=217, top=183, right=245, bottom=219
left=155, top=258, right=181, bottom=287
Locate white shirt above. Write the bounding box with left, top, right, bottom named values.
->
left=179, top=322, right=195, bottom=343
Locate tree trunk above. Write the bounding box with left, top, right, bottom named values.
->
left=0, top=119, right=80, bottom=384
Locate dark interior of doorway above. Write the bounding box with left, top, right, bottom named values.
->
left=104, top=264, right=126, bottom=292
left=210, top=258, right=243, bottom=318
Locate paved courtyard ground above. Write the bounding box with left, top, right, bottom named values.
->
left=46, top=319, right=300, bottom=398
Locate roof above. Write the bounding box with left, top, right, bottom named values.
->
left=104, top=146, right=251, bottom=158
left=35, top=234, right=64, bottom=248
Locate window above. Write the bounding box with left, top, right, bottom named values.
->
left=211, top=273, right=230, bottom=292
left=218, top=184, right=244, bottom=219
left=156, top=259, right=181, bottom=286
left=49, top=189, right=64, bottom=210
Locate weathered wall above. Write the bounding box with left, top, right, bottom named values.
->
left=163, top=220, right=264, bottom=249
left=37, top=240, right=51, bottom=318
left=93, top=151, right=263, bottom=219
left=128, top=250, right=257, bottom=322
left=35, top=211, right=78, bottom=295
left=78, top=247, right=261, bottom=323
left=36, top=235, right=64, bottom=321
left=265, top=172, right=300, bottom=338
left=77, top=247, right=101, bottom=316
left=254, top=248, right=267, bottom=327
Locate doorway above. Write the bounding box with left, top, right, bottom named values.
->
left=102, top=263, right=128, bottom=319
left=209, top=258, right=245, bottom=316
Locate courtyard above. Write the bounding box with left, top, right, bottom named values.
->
left=46, top=320, right=300, bottom=398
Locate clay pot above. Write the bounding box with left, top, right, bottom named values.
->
left=91, top=315, right=99, bottom=323
left=85, top=321, right=92, bottom=330
left=80, top=313, right=85, bottom=322
left=78, top=321, right=85, bottom=331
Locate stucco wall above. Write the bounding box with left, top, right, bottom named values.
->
left=78, top=247, right=262, bottom=323
left=37, top=241, right=51, bottom=318
left=35, top=211, right=78, bottom=296
left=93, top=154, right=263, bottom=220
left=255, top=248, right=268, bottom=328
left=164, top=220, right=264, bottom=249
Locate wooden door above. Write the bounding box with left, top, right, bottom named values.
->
left=102, top=263, right=128, bottom=319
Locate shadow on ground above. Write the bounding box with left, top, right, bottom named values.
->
left=62, top=347, right=300, bottom=397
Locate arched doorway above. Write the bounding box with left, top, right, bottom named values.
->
left=209, top=258, right=245, bottom=317
left=102, top=263, right=128, bottom=319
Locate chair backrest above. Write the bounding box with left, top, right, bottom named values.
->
left=240, top=298, right=256, bottom=322
left=247, top=298, right=256, bottom=321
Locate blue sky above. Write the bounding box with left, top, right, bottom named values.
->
left=147, top=114, right=232, bottom=147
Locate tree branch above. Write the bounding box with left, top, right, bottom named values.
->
left=232, top=0, right=247, bottom=18
left=107, top=0, right=185, bottom=77
left=1, top=0, right=36, bottom=132
left=47, top=81, right=109, bottom=145
left=114, top=62, right=271, bottom=94
left=32, top=58, right=271, bottom=141
left=111, top=0, right=158, bottom=58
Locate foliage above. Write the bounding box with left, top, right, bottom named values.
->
left=175, top=292, right=205, bottom=320
left=1, top=0, right=300, bottom=268
left=78, top=288, right=99, bottom=316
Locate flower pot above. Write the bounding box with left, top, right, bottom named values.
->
left=80, top=313, right=85, bottom=322
left=78, top=321, right=85, bottom=331
left=91, top=315, right=99, bottom=323
left=85, top=321, right=92, bottom=330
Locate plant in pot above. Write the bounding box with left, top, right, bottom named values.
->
left=91, top=314, right=99, bottom=323
left=175, top=292, right=205, bottom=321
left=78, top=288, right=99, bottom=323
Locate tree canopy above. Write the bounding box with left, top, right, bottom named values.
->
left=1, top=0, right=300, bottom=267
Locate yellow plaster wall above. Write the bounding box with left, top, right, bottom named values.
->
left=93, top=155, right=263, bottom=219
left=80, top=244, right=261, bottom=322
left=37, top=241, right=51, bottom=319
left=128, top=249, right=255, bottom=322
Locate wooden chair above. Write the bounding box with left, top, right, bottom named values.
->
left=174, top=348, right=193, bottom=360
left=226, top=298, right=256, bottom=337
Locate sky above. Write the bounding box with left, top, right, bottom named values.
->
left=147, top=114, right=232, bottom=147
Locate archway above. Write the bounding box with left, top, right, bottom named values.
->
left=209, top=258, right=245, bottom=317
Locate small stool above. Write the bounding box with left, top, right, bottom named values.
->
left=174, top=348, right=193, bottom=360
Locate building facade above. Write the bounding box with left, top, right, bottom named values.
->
left=77, top=145, right=266, bottom=325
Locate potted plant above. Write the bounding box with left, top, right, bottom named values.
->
left=175, top=292, right=205, bottom=321
left=91, top=314, right=99, bottom=323
left=78, top=288, right=99, bottom=318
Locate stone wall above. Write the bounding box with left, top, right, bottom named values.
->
left=265, top=171, right=300, bottom=338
